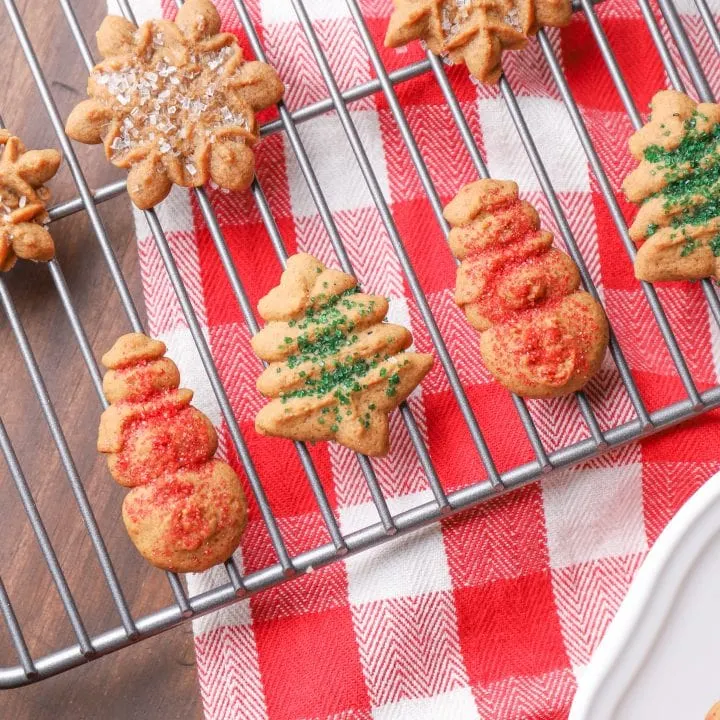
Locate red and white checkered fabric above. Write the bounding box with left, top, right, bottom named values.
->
left=118, top=0, right=720, bottom=716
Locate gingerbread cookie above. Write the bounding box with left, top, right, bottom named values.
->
left=444, top=179, right=608, bottom=398
left=66, top=0, right=284, bottom=209
left=384, top=0, right=571, bottom=84
left=251, top=253, right=434, bottom=456
left=98, top=333, right=247, bottom=573
left=0, top=131, right=60, bottom=271
left=622, top=90, right=720, bottom=283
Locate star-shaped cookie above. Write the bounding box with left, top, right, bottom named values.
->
left=385, top=0, right=571, bottom=84
left=0, top=130, right=60, bottom=271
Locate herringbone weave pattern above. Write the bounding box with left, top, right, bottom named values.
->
left=119, top=0, right=720, bottom=717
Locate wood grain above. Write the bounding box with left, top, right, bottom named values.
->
left=0, top=1, right=204, bottom=717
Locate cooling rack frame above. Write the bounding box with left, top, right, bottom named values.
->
left=0, top=0, right=718, bottom=688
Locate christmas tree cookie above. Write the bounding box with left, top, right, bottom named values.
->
left=623, top=90, right=720, bottom=282
left=97, top=333, right=247, bottom=573
left=251, top=253, right=434, bottom=457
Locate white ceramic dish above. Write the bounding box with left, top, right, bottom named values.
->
left=570, top=469, right=720, bottom=720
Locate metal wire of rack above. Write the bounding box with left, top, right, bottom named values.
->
left=0, top=0, right=718, bottom=688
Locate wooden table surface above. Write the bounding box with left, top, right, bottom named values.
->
left=0, top=1, right=204, bottom=717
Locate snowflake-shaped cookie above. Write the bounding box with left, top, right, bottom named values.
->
left=65, top=0, right=284, bottom=209
left=0, top=130, right=61, bottom=271
left=385, top=0, right=571, bottom=84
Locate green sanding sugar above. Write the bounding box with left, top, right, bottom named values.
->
left=282, top=358, right=375, bottom=402
left=710, top=235, right=720, bottom=257
left=642, top=111, right=720, bottom=258
left=680, top=238, right=699, bottom=257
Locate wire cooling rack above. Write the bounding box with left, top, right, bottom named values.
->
left=0, top=0, right=718, bottom=689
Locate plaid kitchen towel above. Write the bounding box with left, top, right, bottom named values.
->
left=116, top=0, right=720, bottom=717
